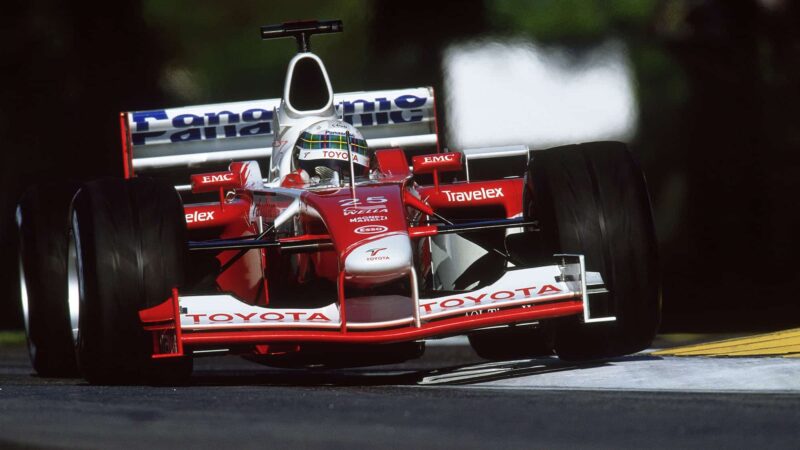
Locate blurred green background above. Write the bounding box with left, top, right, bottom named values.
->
left=2, top=0, right=798, bottom=332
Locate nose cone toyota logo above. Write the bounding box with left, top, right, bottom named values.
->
left=365, top=248, right=386, bottom=257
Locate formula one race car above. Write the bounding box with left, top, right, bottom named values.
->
left=17, top=20, right=660, bottom=384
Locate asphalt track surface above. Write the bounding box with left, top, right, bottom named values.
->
left=1, top=338, right=799, bottom=449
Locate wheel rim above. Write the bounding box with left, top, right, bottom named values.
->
left=17, top=254, right=31, bottom=334
left=67, top=213, right=82, bottom=345
left=15, top=206, right=33, bottom=345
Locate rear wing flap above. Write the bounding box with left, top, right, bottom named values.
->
left=121, top=87, right=439, bottom=177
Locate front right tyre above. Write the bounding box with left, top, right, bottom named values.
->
left=16, top=183, right=82, bottom=377
left=71, top=177, right=192, bottom=385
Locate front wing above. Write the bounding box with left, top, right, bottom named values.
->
left=140, top=255, right=612, bottom=357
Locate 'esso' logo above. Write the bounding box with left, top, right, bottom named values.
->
left=354, top=225, right=388, bottom=235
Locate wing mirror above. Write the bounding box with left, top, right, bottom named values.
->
left=411, top=152, right=463, bottom=191
left=191, top=170, right=243, bottom=194
left=411, top=152, right=463, bottom=174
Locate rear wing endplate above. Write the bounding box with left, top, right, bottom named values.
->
left=121, top=87, right=438, bottom=176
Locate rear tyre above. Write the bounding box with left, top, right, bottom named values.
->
left=71, top=177, right=192, bottom=385
left=16, top=183, right=81, bottom=377
left=529, top=142, right=660, bottom=360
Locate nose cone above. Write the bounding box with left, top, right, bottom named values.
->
left=344, top=234, right=412, bottom=284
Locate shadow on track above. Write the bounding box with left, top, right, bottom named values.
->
left=2, top=343, right=662, bottom=388
left=189, top=354, right=662, bottom=387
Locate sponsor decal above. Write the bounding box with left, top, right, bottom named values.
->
left=131, top=94, right=428, bottom=146
left=299, top=150, right=367, bottom=165
left=131, top=108, right=272, bottom=146
left=328, top=120, right=350, bottom=130
left=336, top=94, right=427, bottom=127
left=354, top=225, right=388, bottom=235
left=442, top=187, right=504, bottom=202
left=184, top=311, right=332, bottom=324
left=422, top=154, right=455, bottom=164
left=365, top=248, right=390, bottom=261
left=185, top=210, right=215, bottom=224
left=419, top=284, right=563, bottom=314
left=344, top=207, right=389, bottom=216
left=349, top=215, right=388, bottom=223
left=412, top=152, right=460, bottom=173
left=200, top=173, right=234, bottom=183
left=465, top=308, right=500, bottom=317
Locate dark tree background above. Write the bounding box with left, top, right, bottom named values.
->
left=1, top=0, right=798, bottom=332
left=1, top=0, right=169, bottom=329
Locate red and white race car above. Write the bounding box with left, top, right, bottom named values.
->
left=17, top=20, right=660, bottom=384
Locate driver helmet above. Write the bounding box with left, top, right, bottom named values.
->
left=293, top=119, right=370, bottom=183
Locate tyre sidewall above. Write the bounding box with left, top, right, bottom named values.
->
left=17, top=183, right=81, bottom=377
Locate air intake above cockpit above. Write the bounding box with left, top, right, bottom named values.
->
left=286, top=54, right=332, bottom=113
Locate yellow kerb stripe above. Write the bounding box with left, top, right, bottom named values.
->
left=652, top=328, right=800, bottom=358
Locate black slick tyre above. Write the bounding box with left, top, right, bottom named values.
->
left=70, top=177, right=192, bottom=385
left=528, top=142, right=661, bottom=360
left=16, top=183, right=82, bottom=377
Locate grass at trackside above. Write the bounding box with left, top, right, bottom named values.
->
left=0, top=331, right=25, bottom=346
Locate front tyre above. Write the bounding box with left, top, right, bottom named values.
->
left=71, top=177, right=192, bottom=385
left=529, top=142, right=661, bottom=360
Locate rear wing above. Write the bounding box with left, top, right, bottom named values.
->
left=120, top=87, right=438, bottom=177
